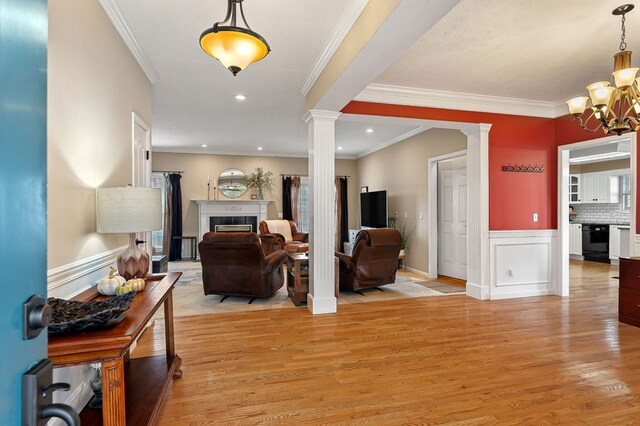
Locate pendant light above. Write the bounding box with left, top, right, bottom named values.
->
left=200, top=0, right=270, bottom=76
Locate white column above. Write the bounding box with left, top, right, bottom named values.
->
left=304, top=110, right=341, bottom=314
left=462, top=124, right=491, bottom=300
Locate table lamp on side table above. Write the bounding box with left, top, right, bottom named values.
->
left=96, top=187, right=162, bottom=279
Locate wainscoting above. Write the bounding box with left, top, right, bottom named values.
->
left=488, top=230, right=557, bottom=300
left=47, top=246, right=125, bottom=424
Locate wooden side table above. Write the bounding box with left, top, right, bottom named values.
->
left=48, top=272, right=183, bottom=426
left=286, top=253, right=339, bottom=306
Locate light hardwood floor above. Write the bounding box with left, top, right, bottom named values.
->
left=135, top=260, right=640, bottom=425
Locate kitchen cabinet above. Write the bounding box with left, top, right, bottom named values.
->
left=580, top=172, right=619, bottom=203
left=569, top=223, right=582, bottom=255
left=569, top=174, right=581, bottom=203
left=610, top=225, right=621, bottom=260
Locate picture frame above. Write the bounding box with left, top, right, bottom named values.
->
left=360, top=186, right=368, bottom=193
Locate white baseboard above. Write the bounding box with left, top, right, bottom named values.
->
left=489, top=288, right=552, bottom=300
left=465, top=281, right=488, bottom=300
left=48, top=246, right=126, bottom=298
left=307, top=294, right=337, bottom=314
left=404, top=265, right=429, bottom=278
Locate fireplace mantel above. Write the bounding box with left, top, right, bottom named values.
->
left=194, top=200, right=271, bottom=243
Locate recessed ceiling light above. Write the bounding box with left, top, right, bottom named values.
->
left=257, top=146, right=263, bottom=151
left=201, top=144, right=208, bottom=148
left=366, top=128, right=374, bottom=133
left=337, top=146, right=343, bottom=150
left=235, top=94, right=246, bottom=101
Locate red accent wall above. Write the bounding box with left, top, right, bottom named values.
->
left=343, top=101, right=556, bottom=230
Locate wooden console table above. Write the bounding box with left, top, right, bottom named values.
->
left=286, top=253, right=338, bottom=306
left=48, top=272, right=183, bottom=426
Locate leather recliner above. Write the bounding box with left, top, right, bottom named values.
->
left=335, top=229, right=403, bottom=292
left=199, top=232, right=287, bottom=301
left=259, top=220, right=308, bottom=256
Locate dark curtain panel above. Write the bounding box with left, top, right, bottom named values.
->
left=168, top=173, right=183, bottom=261
left=339, top=177, right=349, bottom=247
left=282, top=177, right=293, bottom=220
left=162, top=173, right=173, bottom=256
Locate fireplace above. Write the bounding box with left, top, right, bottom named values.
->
left=195, top=200, right=270, bottom=247
left=210, top=216, right=257, bottom=233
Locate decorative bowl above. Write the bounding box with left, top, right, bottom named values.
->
left=47, top=292, right=135, bottom=335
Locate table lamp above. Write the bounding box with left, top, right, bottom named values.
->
left=96, top=187, right=162, bottom=279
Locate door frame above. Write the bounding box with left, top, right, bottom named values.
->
left=428, top=149, right=468, bottom=279
left=132, top=112, right=153, bottom=269
left=557, top=132, right=637, bottom=296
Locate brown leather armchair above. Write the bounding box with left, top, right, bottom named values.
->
left=335, top=229, right=403, bottom=293
left=199, top=232, right=287, bottom=303
left=259, top=220, right=308, bottom=256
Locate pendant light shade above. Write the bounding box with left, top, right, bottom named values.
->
left=200, top=0, right=270, bottom=76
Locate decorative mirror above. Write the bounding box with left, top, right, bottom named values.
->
left=218, top=168, right=248, bottom=198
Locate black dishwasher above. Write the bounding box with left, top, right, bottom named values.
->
left=582, top=224, right=610, bottom=263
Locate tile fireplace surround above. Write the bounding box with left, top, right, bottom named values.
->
left=195, top=200, right=270, bottom=244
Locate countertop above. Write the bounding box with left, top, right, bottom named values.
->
left=570, top=221, right=630, bottom=226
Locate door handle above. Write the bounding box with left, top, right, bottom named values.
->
left=23, top=359, right=80, bottom=426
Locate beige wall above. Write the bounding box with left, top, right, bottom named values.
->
left=305, top=0, right=401, bottom=110
left=569, top=158, right=630, bottom=174
left=48, top=0, right=152, bottom=269
left=356, top=128, right=468, bottom=274
left=152, top=152, right=359, bottom=237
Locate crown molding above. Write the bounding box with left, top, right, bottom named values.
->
left=152, top=146, right=356, bottom=160
left=98, top=0, right=159, bottom=84
left=300, top=0, right=369, bottom=96
left=356, top=126, right=428, bottom=159
left=355, top=83, right=564, bottom=119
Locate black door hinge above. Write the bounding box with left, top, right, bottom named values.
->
left=146, top=150, right=150, bottom=160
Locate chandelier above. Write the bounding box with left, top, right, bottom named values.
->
left=566, top=4, right=640, bottom=135
left=200, top=0, right=270, bottom=76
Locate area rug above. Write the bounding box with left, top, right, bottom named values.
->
left=417, top=280, right=466, bottom=294
left=160, top=261, right=465, bottom=318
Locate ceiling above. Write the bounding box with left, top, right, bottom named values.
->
left=375, top=0, right=640, bottom=103
left=115, top=0, right=640, bottom=158
left=116, top=0, right=395, bottom=158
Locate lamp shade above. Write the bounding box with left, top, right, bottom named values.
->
left=613, top=67, right=639, bottom=88
left=96, top=187, right=162, bottom=233
left=566, top=96, right=589, bottom=116
left=588, top=85, right=615, bottom=107
left=200, top=27, right=269, bottom=75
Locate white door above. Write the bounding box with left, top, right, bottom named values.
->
left=438, top=159, right=467, bottom=280
left=132, top=113, right=153, bottom=269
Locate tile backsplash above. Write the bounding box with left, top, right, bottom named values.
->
left=571, top=203, right=630, bottom=224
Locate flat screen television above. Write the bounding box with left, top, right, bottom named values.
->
left=360, top=190, right=388, bottom=228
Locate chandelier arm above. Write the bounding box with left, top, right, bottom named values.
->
left=238, top=0, right=253, bottom=31
left=575, top=114, right=601, bottom=133
left=213, top=0, right=234, bottom=29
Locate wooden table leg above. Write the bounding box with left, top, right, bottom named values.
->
left=164, top=291, right=183, bottom=379
left=102, top=357, right=126, bottom=426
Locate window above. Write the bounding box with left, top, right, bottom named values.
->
left=151, top=173, right=166, bottom=253
left=299, top=177, right=309, bottom=233
left=620, top=174, right=631, bottom=211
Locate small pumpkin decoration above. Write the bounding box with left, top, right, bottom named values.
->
left=115, top=282, right=134, bottom=296
left=97, top=267, right=126, bottom=296
left=126, top=278, right=146, bottom=292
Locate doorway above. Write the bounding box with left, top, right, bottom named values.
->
left=132, top=112, right=153, bottom=269
left=557, top=133, right=637, bottom=296
left=437, top=156, right=468, bottom=280
left=427, top=149, right=468, bottom=282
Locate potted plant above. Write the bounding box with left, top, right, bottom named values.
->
left=245, top=167, right=274, bottom=200
left=388, top=217, right=414, bottom=256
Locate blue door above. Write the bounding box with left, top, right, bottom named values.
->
left=0, top=0, right=48, bottom=424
